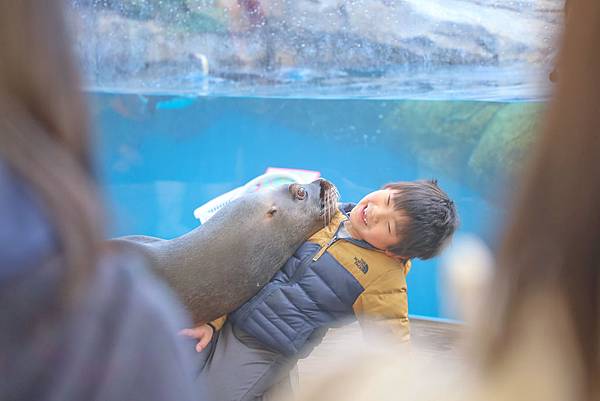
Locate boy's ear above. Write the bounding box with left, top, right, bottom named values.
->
left=384, top=250, right=407, bottom=264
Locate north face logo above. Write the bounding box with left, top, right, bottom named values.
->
left=354, top=257, right=369, bottom=273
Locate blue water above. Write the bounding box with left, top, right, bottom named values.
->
left=90, top=91, right=542, bottom=318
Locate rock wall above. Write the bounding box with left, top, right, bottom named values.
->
left=71, top=0, right=564, bottom=87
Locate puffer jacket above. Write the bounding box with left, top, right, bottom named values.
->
left=227, top=203, right=411, bottom=357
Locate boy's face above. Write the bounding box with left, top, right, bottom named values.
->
left=346, top=189, right=404, bottom=253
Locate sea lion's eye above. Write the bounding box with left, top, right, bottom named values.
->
left=296, top=186, right=307, bottom=200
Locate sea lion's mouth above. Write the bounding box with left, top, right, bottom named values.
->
left=319, top=179, right=339, bottom=226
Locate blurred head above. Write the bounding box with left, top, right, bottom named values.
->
left=349, top=180, right=458, bottom=260
left=0, top=0, right=101, bottom=303
left=478, top=1, right=600, bottom=399
left=0, top=0, right=91, bottom=165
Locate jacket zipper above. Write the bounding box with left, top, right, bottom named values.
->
left=312, top=235, right=338, bottom=261
left=312, top=217, right=348, bottom=262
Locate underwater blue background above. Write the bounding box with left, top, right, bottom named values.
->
left=89, top=92, right=539, bottom=319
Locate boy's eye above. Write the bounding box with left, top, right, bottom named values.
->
left=387, top=193, right=390, bottom=206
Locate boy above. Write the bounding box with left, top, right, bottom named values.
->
left=182, top=179, right=458, bottom=401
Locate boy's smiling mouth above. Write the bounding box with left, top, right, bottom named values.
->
left=357, top=204, right=368, bottom=227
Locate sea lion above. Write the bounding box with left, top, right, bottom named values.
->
left=109, top=179, right=339, bottom=324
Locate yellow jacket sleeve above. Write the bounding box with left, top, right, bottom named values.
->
left=352, top=268, right=410, bottom=342
left=208, top=315, right=227, bottom=331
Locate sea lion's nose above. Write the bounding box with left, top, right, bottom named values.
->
left=314, top=178, right=333, bottom=191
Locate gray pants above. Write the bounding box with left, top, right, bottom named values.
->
left=195, top=322, right=297, bottom=401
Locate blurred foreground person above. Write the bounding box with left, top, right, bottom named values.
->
left=293, top=1, right=600, bottom=400
left=0, top=1, right=198, bottom=400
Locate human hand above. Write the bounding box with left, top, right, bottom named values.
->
left=179, top=324, right=214, bottom=352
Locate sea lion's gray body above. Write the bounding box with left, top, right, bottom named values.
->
left=109, top=179, right=338, bottom=324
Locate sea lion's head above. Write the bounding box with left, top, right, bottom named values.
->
left=215, top=178, right=339, bottom=257
left=243, top=178, right=339, bottom=264
left=264, top=178, right=339, bottom=236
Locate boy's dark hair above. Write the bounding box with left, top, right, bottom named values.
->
left=384, top=179, right=458, bottom=260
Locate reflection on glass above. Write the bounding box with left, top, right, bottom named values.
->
left=71, top=0, right=562, bottom=98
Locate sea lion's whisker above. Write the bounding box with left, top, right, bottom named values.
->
left=318, top=182, right=339, bottom=226
left=324, top=186, right=339, bottom=226
left=322, top=191, right=328, bottom=226
left=327, top=195, right=331, bottom=225
left=325, top=191, right=329, bottom=225
left=321, top=189, right=329, bottom=226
